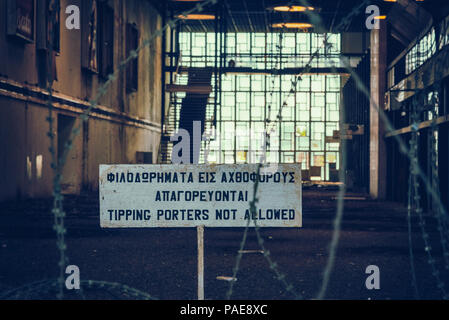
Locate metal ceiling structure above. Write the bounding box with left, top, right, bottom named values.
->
left=149, top=0, right=449, bottom=34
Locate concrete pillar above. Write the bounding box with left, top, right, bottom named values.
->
left=369, top=21, right=387, bottom=199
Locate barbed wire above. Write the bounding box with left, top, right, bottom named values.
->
left=0, top=279, right=157, bottom=300
left=54, top=0, right=449, bottom=301
left=333, top=12, right=449, bottom=298
left=407, top=165, right=420, bottom=299
left=45, top=0, right=75, bottom=299
left=0, top=0, right=218, bottom=300
left=295, top=0, right=373, bottom=299
left=1, top=0, right=360, bottom=300
left=428, top=85, right=449, bottom=269
left=3, top=0, right=449, bottom=301
left=410, top=100, right=448, bottom=299
left=224, top=23, right=306, bottom=300
left=239, top=0, right=369, bottom=300
left=225, top=0, right=371, bottom=300
left=343, top=63, right=449, bottom=300
left=408, top=42, right=449, bottom=294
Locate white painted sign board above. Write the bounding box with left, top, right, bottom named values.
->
left=99, top=164, right=302, bottom=228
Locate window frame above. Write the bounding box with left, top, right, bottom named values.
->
left=126, top=22, right=139, bottom=93
left=98, top=1, right=114, bottom=79
left=81, top=0, right=99, bottom=73
left=6, top=0, right=35, bottom=43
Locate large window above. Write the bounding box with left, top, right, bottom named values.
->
left=98, top=1, right=114, bottom=78
left=35, top=0, right=61, bottom=52
left=81, top=0, right=98, bottom=73
left=126, top=23, right=139, bottom=93
left=176, top=32, right=342, bottom=181
left=179, top=32, right=341, bottom=69
left=6, top=0, right=35, bottom=42
left=406, top=28, right=436, bottom=75
left=439, top=15, right=449, bottom=50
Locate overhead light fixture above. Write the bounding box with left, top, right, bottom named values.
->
left=273, top=5, right=315, bottom=12
left=178, top=14, right=215, bottom=20
left=272, top=22, right=313, bottom=29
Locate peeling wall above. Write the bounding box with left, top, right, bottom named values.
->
left=0, top=0, right=162, bottom=201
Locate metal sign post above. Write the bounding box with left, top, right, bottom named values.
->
left=197, top=225, right=204, bottom=300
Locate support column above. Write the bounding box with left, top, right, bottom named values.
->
left=369, top=21, right=387, bottom=199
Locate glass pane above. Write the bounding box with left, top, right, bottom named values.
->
left=311, top=75, right=325, bottom=92
left=251, top=74, right=264, bottom=91
left=311, top=122, right=325, bottom=151
left=281, top=122, right=295, bottom=151
left=296, top=152, right=309, bottom=170
left=252, top=93, right=265, bottom=121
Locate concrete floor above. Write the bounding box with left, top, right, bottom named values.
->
left=0, top=188, right=448, bottom=300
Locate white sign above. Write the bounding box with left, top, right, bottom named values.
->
left=99, top=164, right=302, bottom=228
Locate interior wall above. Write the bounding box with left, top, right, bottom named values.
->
left=0, top=0, right=163, bottom=201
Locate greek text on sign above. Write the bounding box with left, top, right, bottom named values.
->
left=99, top=164, right=302, bottom=228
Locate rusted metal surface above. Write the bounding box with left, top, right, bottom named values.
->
left=99, top=164, right=302, bottom=228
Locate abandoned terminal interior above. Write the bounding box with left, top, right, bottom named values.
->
left=1, top=0, right=449, bottom=301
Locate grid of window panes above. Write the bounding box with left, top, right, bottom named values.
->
left=201, top=74, right=341, bottom=180
left=177, top=32, right=342, bottom=181
left=439, top=15, right=449, bottom=50
left=388, top=16, right=449, bottom=88
left=179, top=32, right=341, bottom=68
left=406, top=28, right=436, bottom=74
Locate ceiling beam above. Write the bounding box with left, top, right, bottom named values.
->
left=243, top=0, right=255, bottom=33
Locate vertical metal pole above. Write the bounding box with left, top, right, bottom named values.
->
left=161, top=5, right=167, bottom=133
left=197, top=225, right=205, bottom=300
